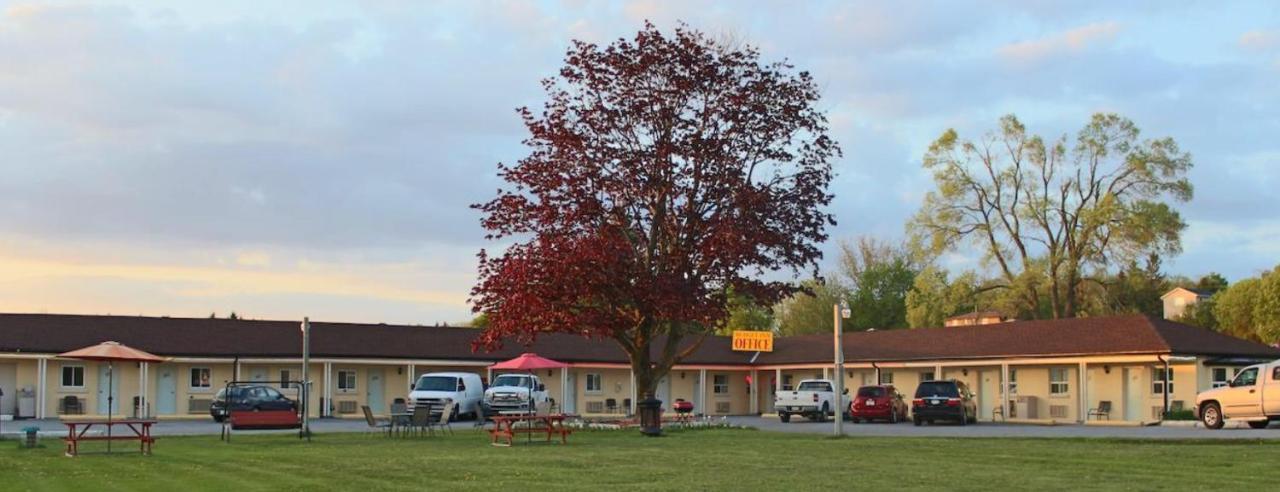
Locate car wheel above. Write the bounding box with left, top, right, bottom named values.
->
left=1247, top=420, right=1269, bottom=429
left=913, top=416, right=922, bottom=426
left=1201, top=402, right=1224, bottom=430
left=779, top=412, right=791, bottom=423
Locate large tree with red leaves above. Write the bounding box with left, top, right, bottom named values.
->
left=471, top=24, right=838, bottom=402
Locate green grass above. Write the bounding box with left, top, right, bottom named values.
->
left=2, top=428, right=1278, bottom=491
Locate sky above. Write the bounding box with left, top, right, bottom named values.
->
left=0, top=0, right=1277, bottom=325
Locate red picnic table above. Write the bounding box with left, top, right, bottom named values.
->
left=488, top=414, right=573, bottom=446
left=61, top=419, right=156, bottom=457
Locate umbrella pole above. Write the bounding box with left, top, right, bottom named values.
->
left=107, top=361, right=113, bottom=453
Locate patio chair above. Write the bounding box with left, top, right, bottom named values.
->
left=390, top=402, right=410, bottom=435
left=61, top=395, right=83, bottom=415
left=430, top=401, right=456, bottom=436
left=1088, top=401, right=1112, bottom=420
left=473, top=403, right=488, bottom=428
left=362, top=405, right=393, bottom=437
left=409, top=404, right=434, bottom=437
left=604, top=398, right=617, bottom=414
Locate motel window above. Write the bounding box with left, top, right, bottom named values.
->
left=1211, top=368, right=1237, bottom=388
left=1151, top=367, right=1174, bottom=395
left=585, top=373, right=602, bottom=394
left=338, top=370, right=357, bottom=391
left=879, top=371, right=894, bottom=385
left=1009, top=369, right=1018, bottom=394
left=1274, top=367, right=1280, bottom=381
left=921, top=371, right=935, bottom=382
left=190, top=367, right=212, bottom=389
left=61, top=365, right=85, bottom=388
left=280, top=370, right=292, bottom=389
left=1049, top=368, right=1069, bottom=395
left=713, top=375, right=729, bottom=394
left=782, top=375, right=793, bottom=391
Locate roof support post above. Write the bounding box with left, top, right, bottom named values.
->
left=323, top=362, right=333, bottom=417
left=699, top=369, right=708, bottom=416
left=935, top=364, right=943, bottom=381
left=1078, top=362, right=1088, bottom=424
left=1000, top=363, right=1010, bottom=421
left=560, top=368, right=569, bottom=412
left=36, top=358, right=47, bottom=419
left=749, top=369, right=759, bottom=414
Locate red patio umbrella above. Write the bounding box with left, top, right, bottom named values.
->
left=59, top=341, right=164, bottom=452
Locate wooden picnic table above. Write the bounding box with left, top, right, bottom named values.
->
left=488, top=414, right=573, bottom=446
left=61, top=419, right=156, bottom=457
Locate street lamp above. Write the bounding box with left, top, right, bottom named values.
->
left=833, top=297, right=850, bottom=436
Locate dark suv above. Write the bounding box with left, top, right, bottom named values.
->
left=912, top=380, right=978, bottom=426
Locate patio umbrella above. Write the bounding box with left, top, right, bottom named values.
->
left=59, top=341, right=164, bottom=452
left=490, top=353, right=567, bottom=442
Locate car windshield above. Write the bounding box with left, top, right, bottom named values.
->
left=915, top=382, right=960, bottom=398
left=492, top=375, right=531, bottom=388
left=798, top=381, right=831, bottom=392
left=857, top=387, right=886, bottom=398
left=415, top=376, right=459, bottom=392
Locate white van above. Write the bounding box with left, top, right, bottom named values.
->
left=408, top=372, right=484, bottom=420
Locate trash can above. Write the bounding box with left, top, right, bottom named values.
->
left=21, top=426, right=39, bottom=449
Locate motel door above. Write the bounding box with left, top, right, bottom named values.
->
left=96, top=364, right=118, bottom=415
left=656, top=375, right=671, bottom=411
left=563, top=372, right=577, bottom=414
left=156, top=368, right=177, bottom=415
left=367, top=368, right=385, bottom=414
left=979, top=370, right=998, bottom=420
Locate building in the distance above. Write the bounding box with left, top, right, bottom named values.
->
left=1161, top=287, right=1212, bottom=320
left=0, top=312, right=1275, bottom=425
left=944, top=311, right=1011, bottom=327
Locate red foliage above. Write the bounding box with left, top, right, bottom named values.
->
left=470, top=23, right=838, bottom=391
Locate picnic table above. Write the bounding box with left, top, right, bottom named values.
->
left=488, top=413, right=573, bottom=446
left=61, top=418, right=156, bottom=457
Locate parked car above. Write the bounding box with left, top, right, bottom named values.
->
left=409, top=372, right=484, bottom=420
left=850, top=385, right=908, bottom=423
left=482, top=373, right=551, bottom=416
left=211, top=384, right=300, bottom=429
left=912, top=380, right=977, bottom=426
left=1195, top=359, right=1280, bottom=429
left=775, top=379, right=850, bottom=423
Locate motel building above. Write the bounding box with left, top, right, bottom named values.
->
left=0, top=312, right=1277, bottom=425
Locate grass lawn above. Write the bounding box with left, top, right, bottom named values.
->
left=2, top=428, right=1278, bottom=491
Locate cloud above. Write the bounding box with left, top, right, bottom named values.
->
left=1239, top=29, right=1280, bottom=51
left=998, top=21, right=1122, bottom=65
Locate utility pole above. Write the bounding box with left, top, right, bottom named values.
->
left=833, top=298, right=850, bottom=436
left=301, top=317, right=312, bottom=439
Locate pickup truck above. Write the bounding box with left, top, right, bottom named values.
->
left=482, top=373, right=552, bottom=415
left=774, top=379, right=850, bottom=423
left=1195, top=359, right=1280, bottom=429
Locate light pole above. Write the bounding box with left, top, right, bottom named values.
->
left=833, top=297, right=851, bottom=436
left=301, top=317, right=312, bottom=439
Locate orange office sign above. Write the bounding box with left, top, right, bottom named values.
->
left=732, top=330, right=774, bottom=352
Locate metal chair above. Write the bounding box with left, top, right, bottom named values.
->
left=409, top=404, right=434, bottom=437
left=605, top=398, right=618, bottom=414
left=361, top=405, right=392, bottom=437
left=431, top=401, right=456, bottom=436
left=390, top=402, right=409, bottom=435
left=1088, top=401, right=1112, bottom=420
left=61, top=395, right=83, bottom=415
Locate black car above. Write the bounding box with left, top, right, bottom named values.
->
left=210, top=385, right=296, bottom=422
left=912, top=380, right=978, bottom=426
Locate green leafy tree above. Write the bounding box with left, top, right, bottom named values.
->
left=910, top=113, right=1193, bottom=319
left=905, top=267, right=979, bottom=328
left=1195, top=272, right=1229, bottom=295
left=838, top=237, right=918, bottom=330
left=1176, top=296, right=1218, bottom=330
left=720, top=289, right=774, bottom=335
left=1214, top=277, right=1261, bottom=341
left=775, top=278, right=849, bottom=335
left=1253, top=267, right=1280, bottom=343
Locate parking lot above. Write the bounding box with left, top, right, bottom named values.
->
left=7, top=416, right=1279, bottom=439
left=727, top=416, right=1280, bottom=439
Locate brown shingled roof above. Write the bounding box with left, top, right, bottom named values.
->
left=0, top=313, right=1274, bottom=366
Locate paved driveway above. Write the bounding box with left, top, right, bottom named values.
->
left=726, top=416, right=1280, bottom=439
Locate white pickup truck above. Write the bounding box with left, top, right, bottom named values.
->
left=1195, top=359, right=1280, bottom=429
left=482, top=373, right=552, bottom=415
left=774, top=379, right=850, bottom=423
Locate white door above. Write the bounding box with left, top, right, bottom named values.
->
left=656, top=375, right=671, bottom=410
left=979, top=370, right=997, bottom=420
left=1123, top=368, right=1141, bottom=421
left=563, top=372, right=577, bottom=414
left=156, top=368, right=177, bottom=415
left=96, top=364, right=118, bottom=415
left=0, top=363, right=16, bottom=416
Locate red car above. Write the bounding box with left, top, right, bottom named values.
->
left=850, top=385, right=908, bottom=423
